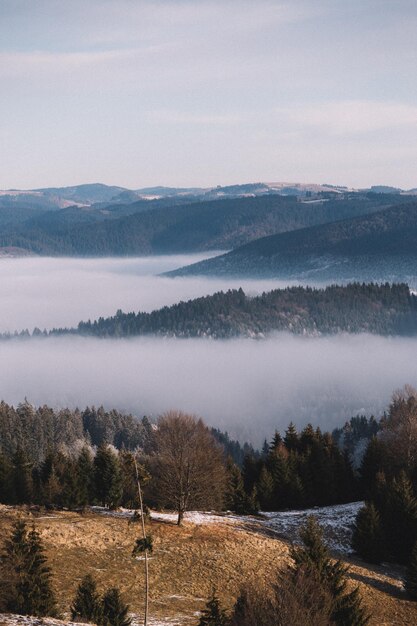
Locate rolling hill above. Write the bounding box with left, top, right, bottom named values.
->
left=44, top=283, right=417, bottom=339
left=2, top=504, right=414, bottom=626
left=0, top=192, right=410, bottom=256
left=169, top=202, right=417, bottom=280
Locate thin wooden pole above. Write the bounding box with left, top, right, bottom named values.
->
left=134, top=456, right=149, bottom=626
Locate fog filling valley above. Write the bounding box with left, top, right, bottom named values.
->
left=1, top=256, right=416, bottom=444
left=0, top=254, right=300, bottom=331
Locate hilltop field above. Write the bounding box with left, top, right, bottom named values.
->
left=1, top=505, right=417, bottom=626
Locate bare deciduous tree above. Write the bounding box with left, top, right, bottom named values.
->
left=381, top=385, right=417, bottom=471
left=152, top=411, right=226, bottom=525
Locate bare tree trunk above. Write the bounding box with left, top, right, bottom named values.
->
left=134, top=457, right=149, bottom=626
left=177, top=509, right=184, bottom=526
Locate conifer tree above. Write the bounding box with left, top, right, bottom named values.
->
left=119, top=450, right=141, bottom=508
left=291, top=516, right=369, bottom=626
left=76, top=446, right=95, bottom=508
left=284, top=422, right=299, bottom=452
left=0, top=452, right=11, bottom=503
left=11, top=447, right=33, bottom=504
left=101, top=588, right=131, bottom=626
left=43, top=466, right=62, bottom=508
left=300, top=423, right=317, bottom=453
left=261, top=439, right=269, bottom=458
left=94, top=444, right=122, bottom=508
left=256, top=466, right=274, bottom=510
left=269, top=430, right=282, bottom=451
left=359, top=437, right=384, bottom=499
left=352, top=503, right=385, bottom=564
left=1, top=519, right=57, bottom=617
left=61, top=459, right=84, bottom=510
left=267, top=447, right=288, bottom=510
left=198, top=591, right=228, bottom=626
left=383, top=472, right=417, bottom=563
left=225, top=459, right=247, bottom=514
left=405, top=541, right=417, bottom=600
left=285, top=462, right=304, bottom=508
left=71, top=574, right=102, bottom=622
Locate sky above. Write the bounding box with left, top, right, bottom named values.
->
left=1, top=0, right=417, bottom=189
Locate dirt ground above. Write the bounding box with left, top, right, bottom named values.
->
left=0, top=505, right=417, bottom=625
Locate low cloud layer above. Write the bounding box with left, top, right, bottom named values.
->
left=1, top=256, right=415, bottom=445
left=0, top=256, right=304, bottom=332
left=1, top=333, right=416, bottom=445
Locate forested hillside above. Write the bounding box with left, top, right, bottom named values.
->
left=170, top=202, right=417, bottom=279
left=43, top=282, right=417, bottom=339
left=0, top=192, right=410, bottom=256
left=0, top=400, right=356, bottom=513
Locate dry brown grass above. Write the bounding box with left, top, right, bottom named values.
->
left=0, top=505, right=416, bottom=625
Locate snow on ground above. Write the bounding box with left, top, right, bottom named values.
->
left=261, top=501, right=363, bottom=554
left=94, top=501, right=363, bottom=556
left=0, top=617, right=86, bottom=626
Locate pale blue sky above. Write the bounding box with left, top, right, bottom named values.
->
left=1, top=0, right=417, bottom=189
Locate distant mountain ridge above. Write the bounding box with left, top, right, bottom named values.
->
left=2, top=180, right=417, bottom=212
left=0, top=191, right=412, bottom=256
left=168, top=202, right=417, bottom=281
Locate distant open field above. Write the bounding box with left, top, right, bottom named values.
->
left=1, top=505, right=417, bottom=625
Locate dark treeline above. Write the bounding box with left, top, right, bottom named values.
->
left=0, top=401, right=152, bottom=463
left=46, top=282, right=417, bottom=340
left=2, top=283, right=416, bottom=341
left=333, top=415, right=380, bottom=468
left=236, top=423, right=358, bottom=513
left=351, top=385, right=417, bottom=577
left=0, top=400, right=356, bottom=514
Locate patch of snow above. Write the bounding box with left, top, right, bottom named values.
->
left=92, top=502, right=363, bottom=556
left=261, top=501, right=363, bottom=554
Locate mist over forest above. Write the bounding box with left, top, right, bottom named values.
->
left=0, top=256, right=415, bottom=444
left=2, top=331, right=417, bottom=445
left=0, top=255, right=305, bottom=331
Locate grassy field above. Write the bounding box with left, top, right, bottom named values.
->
left=0, top=505, right=417, bottom=625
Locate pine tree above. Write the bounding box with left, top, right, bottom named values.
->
left=284, top=422, right=299, bottom=452
left=94, top=445, right=122, bottom=509
left=0, top=452, right=12, bottom=503
left=267, top=447, right=289, bottom=510
left=119, top=450, right=143, bottom=509
left=61, top=459, right=84, bottom=510
left=101, top=588, right=131, bottom=626
left=383, top=472, right=417, bottom=563
left=285, top=461, right=304, bottom=508
left=198, top=591, right=228, bottom=626
left=352, top=503, right=385, bottom=564
left=11, top=447, right=33, bottom=504
left=256, top=466, right=274, bottom=510
left=71, top=574, right=102, bottom=622
left=1, top=519, right=57, bottom=617
left=76, top=446, right=95, bottom=508
left=359, top=437, right=384, bottom=499
left=291, top=516, right=369, bottom=626
left=405, top=541, right=417, bottom=600
left=269, top=430, right=282, bottom=451
left=225, top=459, right=248, bottom=514
left=300, top=423, right=317, bottom=453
